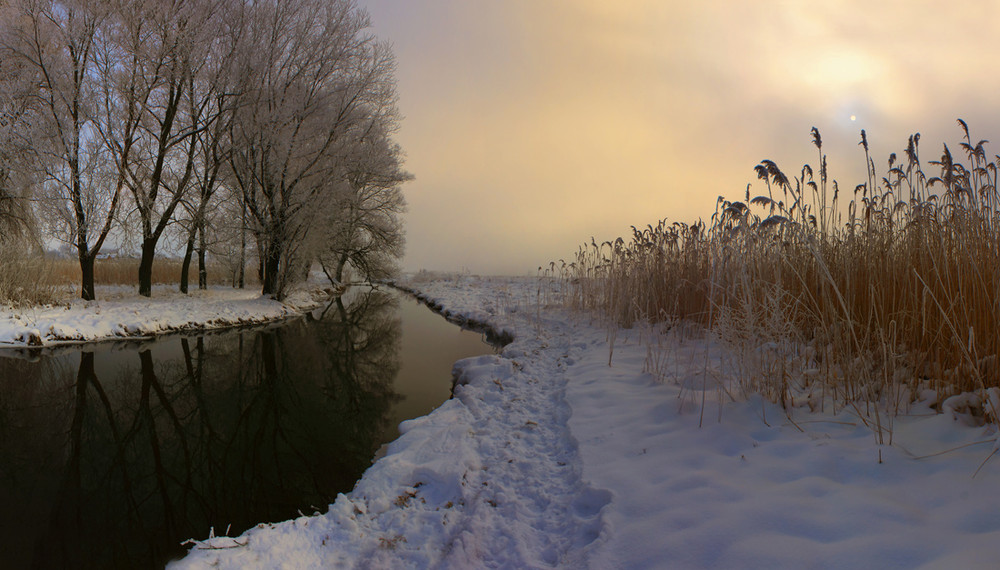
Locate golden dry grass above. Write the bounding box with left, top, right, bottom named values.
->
left=0, top=248, right=58, bottom=306
left=0, top=240, right=262, bottom=305
left=45, top=257, right=242, bottom=287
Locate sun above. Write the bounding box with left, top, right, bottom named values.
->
left=850, top=115, right=857, bottom=122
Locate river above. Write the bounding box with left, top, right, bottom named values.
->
left=0, top=287, right=494, bottom=568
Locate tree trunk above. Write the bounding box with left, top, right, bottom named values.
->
left=237, top=247, right=245, bottom=289
left=237, top=202, right=246, bottom=289
left=335, top=252, right=349, bottom=283
left=79, top=252, right=96, bottom=301
left=256, top=237, right=265, bottom=285
left=138, top=239, right=156, bottom=297
left=180, top=232, right=195, bottom=294
left=260, top=238, right=282, bottom=298
left=197, top=221, right=207, bottom=290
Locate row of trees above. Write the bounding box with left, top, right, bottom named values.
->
left=0, top=0, right=408, bottom=301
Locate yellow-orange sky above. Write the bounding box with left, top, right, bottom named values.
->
left=362, top=0, right=1000, bottom=275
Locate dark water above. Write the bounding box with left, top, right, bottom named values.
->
left=0, top=288, right=493, bottom=569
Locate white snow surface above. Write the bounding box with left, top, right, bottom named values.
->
left=0, top=284, right=329, bottom=347
left=174, top=275, right=1000, bottom=569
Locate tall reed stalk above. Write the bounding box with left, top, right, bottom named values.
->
left=565, top=120, right=1000, bottom=423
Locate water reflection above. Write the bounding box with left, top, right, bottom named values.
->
left=0, top=288, right=484, bottom=569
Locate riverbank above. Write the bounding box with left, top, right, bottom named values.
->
left=175, top=273, right=1000, bottom=569
left=0, top=283, right=335, bottom=348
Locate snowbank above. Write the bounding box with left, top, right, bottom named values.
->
left=0, top=284, right=332, bottom=348
left=175, top=274, right=1000, bottom=569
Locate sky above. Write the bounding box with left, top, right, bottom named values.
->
left=361, top=0, right=1000, bottom=275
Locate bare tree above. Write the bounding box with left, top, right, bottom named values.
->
left=0, top=44, right=52, bottom=304
left=227, top=0, right=399, bottom=299
left=2, top=0, right=407, bottom=301
left=202, top=183, right=253, bottom=288
left=107, top=0, right=232, bottom=297
left=174, top=2, right=241, bottom=294
left=0, top=39, right=39, bottom=244
left=176, top=140, right=221, bottom=294
left=0, top=0, right=121, bottom=300
left=319, top=113, right=409, bottom=284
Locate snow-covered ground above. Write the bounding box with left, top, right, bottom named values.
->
left=0, top=284, right=332, bottom=347
left=174, top=275, right=1000, bottom=569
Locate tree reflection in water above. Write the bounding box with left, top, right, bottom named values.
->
left=0, top=289, right=403, bottom=569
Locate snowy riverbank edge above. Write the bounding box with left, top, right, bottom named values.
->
left=389, top=281, right=515, bottom=347
left=175, top=275, right=1000, bottom=569
left=173, top=274, right=610, bottom=568
left=0, top=283, right=337, bottom=350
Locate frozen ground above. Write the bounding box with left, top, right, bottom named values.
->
left=172, top=274, right=1000, bottom=569
left=0, top=283, right=331, bottom=347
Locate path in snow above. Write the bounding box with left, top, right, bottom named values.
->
left=439, top=333, right=609, bottom=567
left=173, top=278, right=611, bottom=569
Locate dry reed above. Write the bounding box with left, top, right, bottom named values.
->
left=30, top=256, right=258, bottom=297
left=46, top=257, right=241, bottom=287
left=0, top=246, right=57, bottom=306
left=564, top=120, right=1000, bottom=426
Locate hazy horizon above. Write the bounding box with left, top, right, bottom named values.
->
left=362, top=0, right=1000, bottom=276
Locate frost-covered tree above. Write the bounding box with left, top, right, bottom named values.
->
left=3, top=0, right=239, bottom=298
left=0, top=41, right=47, bottom=306
left=0, top=39, right=39, bottom=244
left=227, top=0, right=401, bottom=299
left=1, top=0, right=406, bottom=299
left=202, top=184, right=252, bottom=288
left=108, top=0, right=236, bottom=297
left=177, top=74, right=238, bottom=294
left=319, top=113, right=409, bottom=284
left=0, top=0, right=121, bottom=300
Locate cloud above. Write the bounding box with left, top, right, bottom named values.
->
left=363, top=0, right=1000, bottom=274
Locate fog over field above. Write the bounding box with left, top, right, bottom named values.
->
left=362, top=0, right=1000, bottom=274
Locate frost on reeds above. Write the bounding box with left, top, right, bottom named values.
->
left=564, top=120, right=1000, bottom=428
